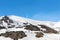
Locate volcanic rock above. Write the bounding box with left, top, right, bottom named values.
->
left=39, top=25, right=58, bottom=33
left=0, top=31, right=27, bottom=40
left=35, top=32, right=44, bottom=38
left=25, top=24, right=40, bottom=31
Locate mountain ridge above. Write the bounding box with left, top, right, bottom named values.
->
left=0, top=15, right=60, bottom=40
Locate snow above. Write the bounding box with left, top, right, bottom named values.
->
left=8, top=15, right=27, bottom=23
left=52, top=21, right=60, bottom=32
left=43, top=34, right=60, bottom=40
left=52, top=21, right=60, bottom=27
left=8, top=15, right=56, bottom=27
left=2, top=21, right=8, bottom=28
left=0, top=29, right=7, bottom=34
left=0, top=15, right=60, bottom=40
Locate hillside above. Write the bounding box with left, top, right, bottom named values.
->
left=0, top=15, right=60, bottom=40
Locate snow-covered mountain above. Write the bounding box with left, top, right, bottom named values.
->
left=0, top=15, right=60, bottom=40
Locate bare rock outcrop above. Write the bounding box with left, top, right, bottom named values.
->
left=39, top=25, right=58, bottom=33
left=35, top=32, right=44, bottom=38
left=25, top=24, right=40, bottom=31
left=0, top=31, right=27, bottom=40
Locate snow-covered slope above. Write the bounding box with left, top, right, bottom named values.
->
left=0, top=15, right=60, bottom=40
left=8, top=15, right=56, bottom=26
left=52, top=21, right=60, bottom=32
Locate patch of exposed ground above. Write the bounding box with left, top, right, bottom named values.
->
left=24, top=24, right=40, bottom=31
left=35, top=32, right=44, bottom=38
left=39, top=25, right=58, bottom=33
left=0, top=31, right=27, bottom=40
left=0, top=26, right=6, bottom=29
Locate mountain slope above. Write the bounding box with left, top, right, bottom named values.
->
left=0, top=15, right=59, bottom=40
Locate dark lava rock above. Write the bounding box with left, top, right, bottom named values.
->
left=23, top=22, right=28, bottom=25
left=35, top=32, right=44, bottom=38
left=25, top=24, right=40, bottom=31
left=1, top=16, right=9, bottom=23
left=39, top=25, right=58, bottom=33
left=0, top=26, right=6, bottom=29
left=1, top=16, right=13, bottom=23
left=8, top=25, right=15, bottom=28
left=0, top=31, right=27, bottom=40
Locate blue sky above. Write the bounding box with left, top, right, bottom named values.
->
left=0, top=0, right=60, bottom=21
